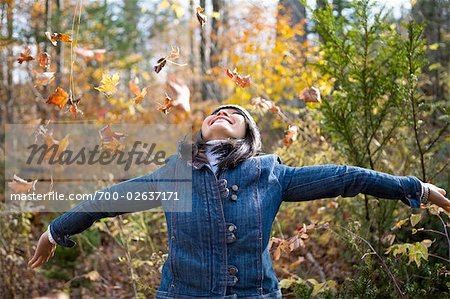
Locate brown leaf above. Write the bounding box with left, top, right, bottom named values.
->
left=17, top=47, right=34, bottom=64
left=154, top=57, right=167, bottom=73
left=99, top=124, right=126, bottom=143
left=45, top=31, right=73, bottom=46
left=8, top=174, right=37, bottom=193
left=299, top=86, right=321, bottom=103
left=283, top=125, right=299, bottom=146
left=47, top=87, right=69, bottom=110
left=251, top=97, right=280, bottom=113
left=38, top=52, right=51, bottom=69
left=68, top=93, right=83, bottom=118
left=225, top=68, right=251, bottom=88
left=196, top=6, right=207, bottom=27
left=99, top=125, right=126, bottom=153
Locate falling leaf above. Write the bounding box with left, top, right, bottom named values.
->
left=168, top=46, right=180, bottom=60
left=251, top=97, right=280, bottom=113
left=225, top=68, right=251, bottom=88
left=99, top=125, right=126, bottom=153
left=154, top=46, right=185, bottom=74
left=17, top=47, right=34, bottom=64
left=196, top=6, right=207, bottom=27
left=129, top=79, right=141, bottom=96
left=47, top=87, right=69, bottom=110
left=67, top=92, right=83, bottom=118
left=158, top=94, right=174, bottom=114
left=154, top=57, right=167, bottom=73
left=283, top=125, right=299, bottom=146
left=8, top=174, right=37, bottom=193
left=299, top=86, right=321, bottom=103
left=34, top=71, right=55, bottom=86
left=43, top=133, right=70, bottom=161
left=38, top=52, right=51, bottom=69
left=45, top=31, right=73, bottom=46
left=133, top=87, right=147, bottom=104
left=128, top=79, right=147, bottom=104
left=95, top=72, right=120, bottom=96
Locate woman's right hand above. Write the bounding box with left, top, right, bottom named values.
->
left=28, top=231, right=56, bottom=269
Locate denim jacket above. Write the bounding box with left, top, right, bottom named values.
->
left=49, top=154, right=423, bottom=298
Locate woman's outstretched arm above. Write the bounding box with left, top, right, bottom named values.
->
left=277, top=163, right=449, bottom=211
left=28, top=156, right=179, bottom=268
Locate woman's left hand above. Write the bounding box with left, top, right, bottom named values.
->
left=424, top=182, right=450, bottom=213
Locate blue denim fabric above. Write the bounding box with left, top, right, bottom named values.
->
left=49, top=154, right=423, bottom=298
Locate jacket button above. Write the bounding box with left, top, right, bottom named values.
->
left=230, top=194, right=238, bottom=201
left=227, top=223, right=237, bottom=232
left=219, top=179, right=228, bottom=187
left=228, top=265, right=239, bottom=275
left=231, top=184, right=239, bottom=191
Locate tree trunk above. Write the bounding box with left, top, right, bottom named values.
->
left=199, top=0, right=209, bottom=101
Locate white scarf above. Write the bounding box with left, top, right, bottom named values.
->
left=204, top=140, right=227, bottom=175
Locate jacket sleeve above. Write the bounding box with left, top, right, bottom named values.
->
left=276, top=161, right=424, bottom=208
left=49, top=157, right=176, bottom=248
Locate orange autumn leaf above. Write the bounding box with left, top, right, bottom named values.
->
left=158, top=94, right=174, bottom=114
left=8, top=174, right=38, bottom=193
left=43, top=133, right=70, bottom=161
left=283, top=125, right=299, bottom=146
left=196, top=6, right=207, bottom=27
left=133, top=88, right=147, bottom=104
left=17, top=47, right=34, bottom=64
left=45, top=31, right=73, bottom=46
left=38, top=52, right=50, bottom=69
left=129, top=79, right=141, bottom=96
left=128, top=79, right=147, bottom=104
left=225, top=68, right=251, bottom=88
left=47, top=87, right=69, bottom=110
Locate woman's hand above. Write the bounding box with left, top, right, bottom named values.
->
left=28, top=231, right=56, bottom=269
left=425, top=182, right=450, bottom=213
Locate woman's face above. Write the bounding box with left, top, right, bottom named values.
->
left=201, top=108, right=247, bottom=141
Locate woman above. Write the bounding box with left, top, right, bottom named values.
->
left=29, top=104, right=449, bottom=299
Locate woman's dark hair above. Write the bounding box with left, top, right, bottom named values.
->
left=178, top=109, right=262, bottom=175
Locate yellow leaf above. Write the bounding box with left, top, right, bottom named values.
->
left=211, top=11, right=221, bottom=20
left=428, top=43, right=439, bottom=50
left=410, top=213, right=421, bottom=227
left=429, top=63, right=442, bottom=71
left=95, top=72, right=120, bottom=96
left=394, top=218, right=408, bottom=229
